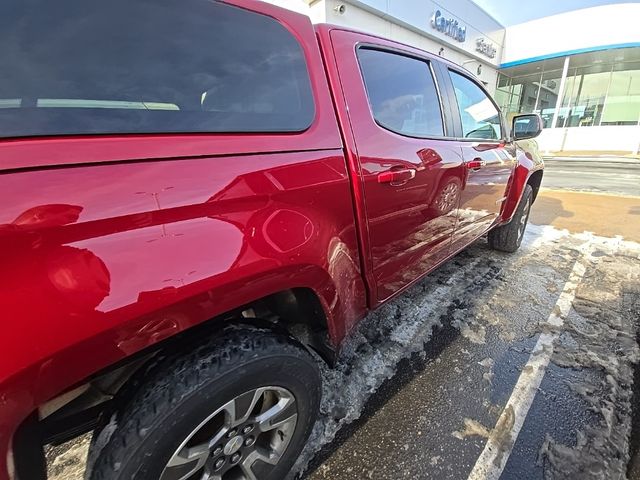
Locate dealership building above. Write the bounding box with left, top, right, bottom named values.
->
left=266, top=0, right=640, bottom=155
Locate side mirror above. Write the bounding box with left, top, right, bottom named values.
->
left=512, top=113, right=543, bottom=141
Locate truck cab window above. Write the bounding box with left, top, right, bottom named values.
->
left=0, top=0, right=314, bottom=137
left=449, top=70, right=502, bottom=140
left=357, top=48, right=444, bottom=138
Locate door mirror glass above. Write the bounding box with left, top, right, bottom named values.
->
left=512, top=114, right=543, bottom=140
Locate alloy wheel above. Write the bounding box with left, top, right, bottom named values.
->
left=517, top=197, right=531, bottom=240
left=160, top=386, right=298, bottom=480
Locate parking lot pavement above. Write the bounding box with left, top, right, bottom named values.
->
left=300, top=226, right=640, bottom=480
left=541, top=157, right=640, bottom=197
left=46, top=224, right=640, bottom=480
left=531, top=189, right=640, bottom=242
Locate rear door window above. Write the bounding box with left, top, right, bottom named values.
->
left=0, top=0, right=315, bottom=138
left=357, top=48, right=444, bottom=138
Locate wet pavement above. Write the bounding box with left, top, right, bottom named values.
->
left=530, top=189, right=640, bottom=242
left=542, top=157, right=640, bottom=197
left=47, top=226, right=640, bottom=480
left=297, top=227, right=639, bottom=480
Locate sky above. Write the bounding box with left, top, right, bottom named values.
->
left=469, top=0, right=638, bottom=26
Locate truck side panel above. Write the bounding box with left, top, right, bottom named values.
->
left=0, top=2, right=367, bottom=476
left=0, top=149, right=367, bottom=472
left=316, top=25, right=542, bottom=308
left=500, top=144, right=545, bottom=224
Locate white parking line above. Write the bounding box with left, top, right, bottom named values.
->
left=466, top=240, right=595, bottom=480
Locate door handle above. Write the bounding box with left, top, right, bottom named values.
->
left=377, top=167, right=416, bottom=185
left=467, top=158, right=486, bottom=171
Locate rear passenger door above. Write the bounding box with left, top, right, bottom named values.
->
left=329, top=31, right=465, bottom=302
left=443, top=68, right=517, bottom=245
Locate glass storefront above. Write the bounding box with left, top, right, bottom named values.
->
left=496, top=47, right=640, bottom=129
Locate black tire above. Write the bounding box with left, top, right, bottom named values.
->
left=88, top=326, right=321, bottom=480
left=488, top=184, right=533, bottom=253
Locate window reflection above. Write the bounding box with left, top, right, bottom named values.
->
left=357, top=48, right=445, bottom=138
left=449, top=71, right=501, bottom=140
left=497, top=47, right=640, bottom=129
left=603, top=67, right=640, bottom=125
left=561, top=67, right=610, bottom=127
left=0, top=0, right=315, bottom=137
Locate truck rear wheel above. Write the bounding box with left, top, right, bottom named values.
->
left=488, top=184, right=533, bottom=253
left=87, top=327, right=321, bottom=480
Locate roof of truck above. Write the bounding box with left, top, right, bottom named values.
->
left=314, top=23, right=479, bottom=79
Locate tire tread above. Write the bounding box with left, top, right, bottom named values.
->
left=88, top=326, right=319, bottom=480
left=488, top=184, right=533, bottom=253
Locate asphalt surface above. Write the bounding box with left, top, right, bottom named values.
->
left=47, top=157, right=640, bottom=480
left=301, top=228, right=639, bottom=480
left=542, top=157, right=640, bottom=197
left=529, top=190, right=640, bottom=242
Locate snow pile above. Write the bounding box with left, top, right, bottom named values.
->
left=46, top=435, right=91, bottom=480
left=291, top=254, right=493, bottom=476
left=293, top=223, right=574, bottom=476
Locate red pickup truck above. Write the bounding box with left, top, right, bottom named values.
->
left=0, top=1, right=544, bottom=479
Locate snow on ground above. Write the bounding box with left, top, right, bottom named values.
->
left=300, top=226, right=639, bottom=479
left=536, top=238, right=640, bottom=479
left=46, top=434, right=90, bottom=480
left=45, top=225, right=640, bottom=480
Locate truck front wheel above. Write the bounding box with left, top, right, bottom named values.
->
left=87, top=327, right=321, bottom=480
left=488, top=184, right=533, bottom=253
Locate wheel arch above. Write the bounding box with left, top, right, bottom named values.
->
left=11, top=285, right=337, bottom=480
left=527, top=169, right=544, bottom=202
left=501, top=163, right=543, bottom=224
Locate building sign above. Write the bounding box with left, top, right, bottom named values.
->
left=475, top=38, right=496, bottom=58
left=430, top=10, right=466, bottom=43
